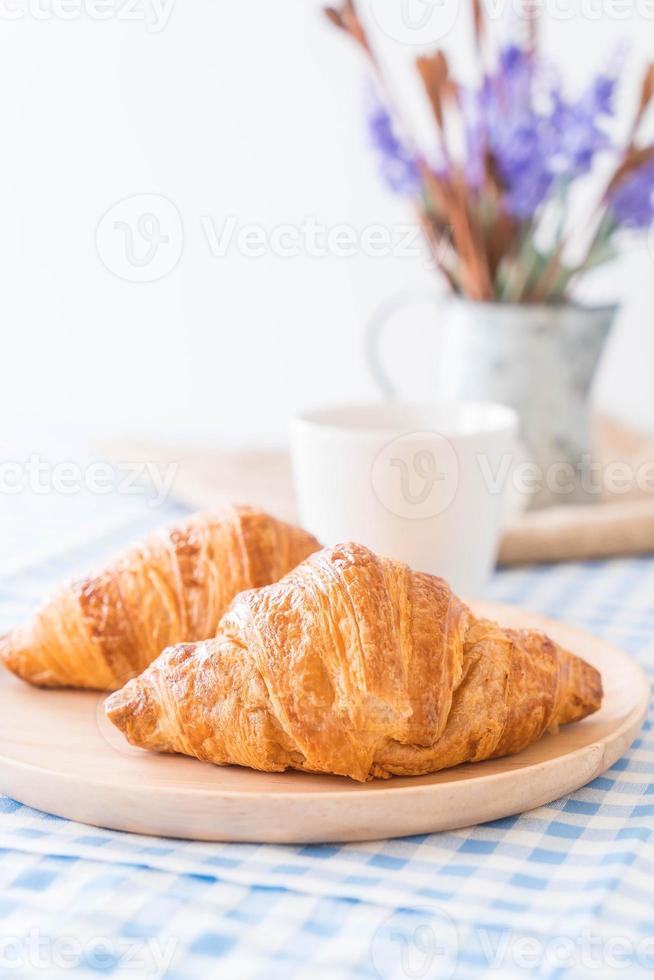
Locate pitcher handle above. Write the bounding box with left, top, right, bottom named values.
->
left=365, top=288, right=451, bottom=399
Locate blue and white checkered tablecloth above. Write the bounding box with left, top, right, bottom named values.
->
left=0, top=492, right=653, bottom=979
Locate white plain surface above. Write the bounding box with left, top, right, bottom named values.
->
left=1, top=2, right=653, bottom=453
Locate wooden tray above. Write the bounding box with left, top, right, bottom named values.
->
left=0, top=602, right=648, bottom=843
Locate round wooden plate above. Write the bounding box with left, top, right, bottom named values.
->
left=0, top=602, right=649, bottom=843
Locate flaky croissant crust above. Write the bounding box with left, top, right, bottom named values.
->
left=0, top=506, right=319, bottom=691
left=106, top=542, right=603, bottom=782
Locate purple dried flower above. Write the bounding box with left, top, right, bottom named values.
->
left=477, top=46, right=554, bottom=217
left=549, top=88, right=612, bottom=176
left=492, top=116, right=554, bottom=218
left=499, top=43, right=533, bottom=91
left=608, top=156, right=654, bottom=228
left=475, top=45, right=615, bottom=218
left=500, top=43, right=523, bottom=74
left=585, top=74, right=616, bottom=117
left=367, top=96, right=420, bottom=196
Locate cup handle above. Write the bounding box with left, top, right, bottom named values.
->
left=365, top=288, right=451, bottom=400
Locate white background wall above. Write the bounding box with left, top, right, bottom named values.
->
left=2, top=0, right=654, bottom=455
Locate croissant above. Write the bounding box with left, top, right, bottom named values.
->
left=106, top=542, right=602, bottom=782
left=0, top=506, right=319, bottom=691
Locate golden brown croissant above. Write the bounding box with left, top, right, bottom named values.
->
left=106, top=542, right=602, bottom=781
left=1, top=506, right=319, bottom=691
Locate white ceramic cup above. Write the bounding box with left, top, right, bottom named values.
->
left=290, top=401, right=519, bottom=596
